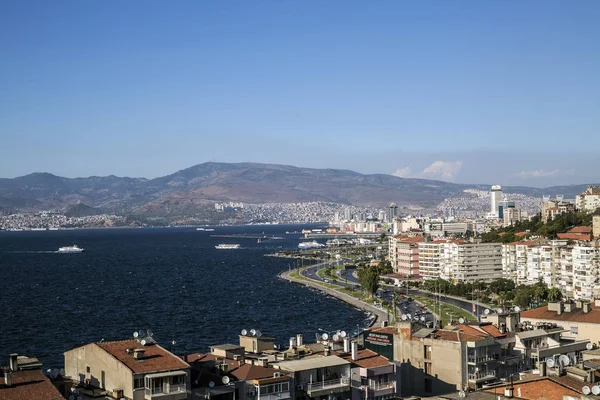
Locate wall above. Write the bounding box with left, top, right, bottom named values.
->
left=64, top=343, right=134, bottom=399
left=520, top=317, right=600, bottom=345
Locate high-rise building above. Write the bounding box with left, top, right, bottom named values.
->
left=389, top=203, right=398, bottom=221
left=490, top=185, right=503, bottom=217
left=344, top=207, right=352, bottom=221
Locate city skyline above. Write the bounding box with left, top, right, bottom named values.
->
left=2, top=1, right=599, bottom=186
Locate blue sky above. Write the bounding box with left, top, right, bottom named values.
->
left=1, top=1, right=599, bottom=187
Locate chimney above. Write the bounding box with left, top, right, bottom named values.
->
left=504, top=387, right=514, bottom=398
left=9, top=354, right=18, bottom=372
left=133, top=349, right=145, bottom=360
left=4, top=371, right=12, bottom=387
left=351, top=341, right=358, bottom=361
left=296, top=334, right=303, bottom=347
left=557, top=302, right=564, bottom=315
left=583, top=302, right=592, bottom=314
left=324, top=347, right=330, bottom=356
left=539, top=360, right=546, bottom=376
left=343, top=337, right=351, bottom=353
left=588, top=369, right=596, bottom=384
left=289, top=337, right=296, bottom=349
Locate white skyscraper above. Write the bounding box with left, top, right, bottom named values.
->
left=490, top=185, right=503, bottom=217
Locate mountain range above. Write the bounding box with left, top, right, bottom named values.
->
left=0, top=162, right=593, bottom=218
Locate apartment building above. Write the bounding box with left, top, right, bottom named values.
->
left=0, top=354, right=64, bottom=400
left=542, top=200, right=576, bottom=223
left=502, top=241, right=537, bottom=285
left=394, top=321, right=518, bottom=396
left=520, top=300, right=600, bottom=344
left=576, top=186, right=600, bottom=213
left=418, top=240, right=445, bottom=280
left=341, top=345, right=399, bottom=400
left=572, top=243, right=600, bottom=299
left=64, top=338, right=191, bottom=400
left=524, top=241, right=568, bottom=287
left=388, top=235, right=423, bottom=277
left=446, top=242, right=503, bottom=283
left=503, top=208, right=523, bottom=227
left=594, top=209, right=600, bottom=238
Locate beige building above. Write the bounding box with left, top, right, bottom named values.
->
left=594, top=209, right=600, bottom=238
left=542, top=199, right=576, bottom=223
left=577, top=186, right=600, bottom=213
left=64, top=338, right=191, bottom=400
left=503, top=208, right=523, bottom=227
left=388, top=235, right=423, bottom=277
left=520, top=300, right=600, bottom=345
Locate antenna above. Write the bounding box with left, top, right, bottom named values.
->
left=222, top=376, right=230, bottom=385
left=593, top=386, right=600, bottom=396
left=587, top=343, right=594, bottom=350
left=583, top=386, right=591, bottom=395
left=209, top=381, right=215, bottom=388
left=484, top=309, right=490, bottom=315
left=340, top=331, right=347, bottom=338
left=241, top=329, right=248, bottom=336
left=546, top=358, right=555, bottom=368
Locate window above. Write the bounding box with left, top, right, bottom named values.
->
left=86, top=366, right=90, bottom=373
left=134, top=377, right=144, bottom=389
left=172, top=375, right=184, bottom=385
left=571, top=326, right=579, bottom=335
left=424, top=345, right=432, bottom=359
left=424, top=363, right=432, bottom=376
left=424, top=379, right=433, bottom=393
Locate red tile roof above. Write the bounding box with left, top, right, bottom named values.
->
left=96, top=340, right=189, bottom=374
left=557, top=233, right=590, bottom=240
left=0, top=370, right=65, bottom=400
left=521, top=304, right=600, bottom=324
left=568, top=226, right=592, bottom=234
left=484, top=376, right=580, bottom=400
left=340, top=349, right=392, bottom=368
left=230, top=364, right=281, bottom=381
left=368, top=326, right=398, bottom=335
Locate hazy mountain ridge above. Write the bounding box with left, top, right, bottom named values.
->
left=0, top=163, right=594, bottom=216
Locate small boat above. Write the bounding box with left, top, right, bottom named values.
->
left=215, top=244, right=240, bottom=250
left=58, top=245, right=84, bottom=253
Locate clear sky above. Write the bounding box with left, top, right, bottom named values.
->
left=1, top=1, right=599, bottom=187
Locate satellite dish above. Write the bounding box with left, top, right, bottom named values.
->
left=593, top=386, right=600, bottom=396
left=408, top=314, right=413, bottom=320
left=587, top=343, right=594, bottom=350
left=241, top=329, right=248, bottom=336
left=69, top=395, right=75, bottom=400
left=401, top=314, right=408, bottom=321
left=340, top=331, right=347, bottom=338
left=77, top=396, right=83, bottom=400
left=222, top=376, right=230, bottom=385
left=172, top=340, right=176, bottom=345
left=147, top=329, right=153, bottom=337
left=250, top=329, right=257, bottom=336
left=458, top=391, right=466, bottom=398
left=514, top=306, right=521, bottom=312
left=322, top=333, right=329, bottom=340
left=484, top=309, right=490, bottom=315
left=138, top=329, right=145, bottom=338
left=50, top=368, right=58, bottom=379
left=559, top=354, right=570, bottom=367
left=458, top=317, right=465, bottom=324
left=133, top=331, right=139, bottom=338
left=59, top=368, right=65, bottom=376
left=256, top=330, right=262, bottom=337
left=583, top=386, right=591, bottom=395
left=333, top=334, right=340, bottom=341
left=420, top=316, right=426, bottom=322
left=497, top=308, right=503, bottom=314
left=141, top=339, right=147, bottom=346
left=209, top=381, right=215, bottom=388
left=546, top=358, right=555, bottom=368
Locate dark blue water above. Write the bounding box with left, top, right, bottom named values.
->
left=0, top=225, right=367, bottom=367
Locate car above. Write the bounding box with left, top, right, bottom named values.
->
left=324, top=279, right=330, bottom=283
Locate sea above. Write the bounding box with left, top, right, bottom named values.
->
left=0, top=224, right=368, bottom=368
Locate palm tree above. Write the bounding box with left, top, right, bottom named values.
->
left=547, top=287, right=563, bottom=302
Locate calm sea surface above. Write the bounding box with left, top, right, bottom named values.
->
left=0, top=225, right=367, bottom=367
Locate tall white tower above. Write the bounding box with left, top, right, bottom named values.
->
left=490, top=185, right=503, bottom=217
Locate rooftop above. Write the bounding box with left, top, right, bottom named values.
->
left=95, top=340, right=189, bottom=374
left=230, top=363, right=282, bottom=381
left=521, top=303, right=600, bottom=324
left=483, top=376, right=581, bottom=400
left=275, top=355, right=350, bottom=372
left=210, top=344, right=245, bottom=351
left=340, top=348, right=391, bottom=368
left=0, top=370, right=65, bottom=400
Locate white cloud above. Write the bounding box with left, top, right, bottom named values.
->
left=420, top=160, right=463, bottom=181
left=515, top=169, right=575, bottom=178
left=391, top=167, right=412, bottom=178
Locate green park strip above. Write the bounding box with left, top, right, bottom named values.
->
left=409, top=294, right=476, bottom=326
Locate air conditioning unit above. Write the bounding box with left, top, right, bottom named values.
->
left=274, top=372, right=281, bottom=378
left=112, top=388, right=124, bottom=399
left=296, top=384, right=304, bottom=390
left=248, top=391, right=256, bottom=397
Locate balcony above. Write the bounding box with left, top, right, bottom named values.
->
left=468, top=355, right=499, bottom=364
left=145, top=384, right=186, bottom=399
left=306, top=377, right=350, bottom=396
left=259, top=392, right=291, bottom=400
left=468, top=371, right=496, bottom=382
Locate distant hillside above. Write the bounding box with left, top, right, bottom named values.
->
left=0, top=162, right=595, bottom=219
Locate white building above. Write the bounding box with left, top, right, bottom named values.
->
left=576, top=186, right=600, bottom=213
left=503, top=208, right=523, bottom=227
left=572, top=243, right=600, bottom=299
left=490, top=185, right=503, bottom=218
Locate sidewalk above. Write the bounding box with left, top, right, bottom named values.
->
left=278, top=269, right=389, bottom=327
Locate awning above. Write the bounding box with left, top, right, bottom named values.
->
left=145, top=370, right=187, bottom=380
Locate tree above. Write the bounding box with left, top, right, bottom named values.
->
left=547, top=287, right=563, bottom=302
left=357, top=266, right=380, bottom=297
left=513, top=291, right=531, bottom=309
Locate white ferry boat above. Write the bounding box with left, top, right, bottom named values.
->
left=298, top=241, right=325, bottom=249
left=215, top=244, right=240, bottom=250
left=58, top=245, right=84, bottom=253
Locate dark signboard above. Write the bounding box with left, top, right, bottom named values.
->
left=363, top=331, right=394, bottom=360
